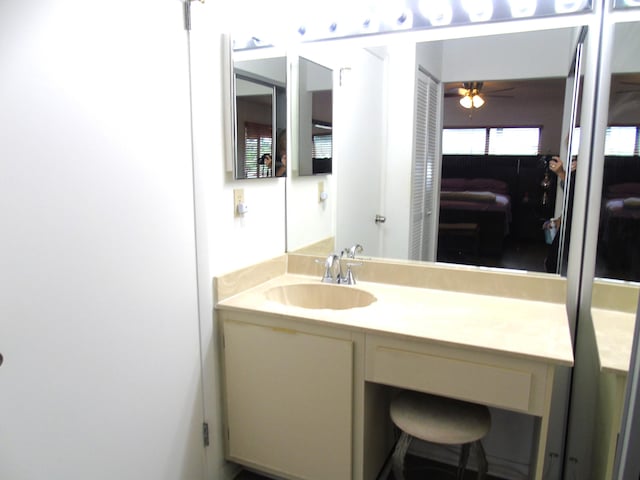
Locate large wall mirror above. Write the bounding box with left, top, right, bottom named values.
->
left=594, top=20, right=640, bottom=283
left=287, top=25, right=587, bottom=281
left=561, top=12, right=640, bottom=479
left=232, top=53, right=287, bottom=179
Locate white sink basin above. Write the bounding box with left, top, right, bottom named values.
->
left=265, top=283, right=377, bottom=310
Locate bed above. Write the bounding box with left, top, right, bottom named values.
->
left=600, top=182, right=640, bottom=271
left=438, top=178, right=513, bottom=256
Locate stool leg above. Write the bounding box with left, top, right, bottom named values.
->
left=456, top=443, right=471, bottom=480
left=474, top=440, right=488, bottom=480
left=391, top=431, right=411, bottom=480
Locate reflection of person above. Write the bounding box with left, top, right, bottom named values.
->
left=275, top=129, right=287, bottom=177
left=260, top=153, right=272, bottom=168
left=543, top=156, right=577, bottom=273
left=258, top=153, right=273, bottom=177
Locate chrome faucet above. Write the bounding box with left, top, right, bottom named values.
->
left=319, top=253, right=341, bottom=284
left=340, top=244, right=364, bottom=285
left=345, top=244, right=363, bottom=259
left=317, top=246, right=364, bottom=284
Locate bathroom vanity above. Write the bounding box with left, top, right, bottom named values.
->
left=215, top=255, right=574, bottom=480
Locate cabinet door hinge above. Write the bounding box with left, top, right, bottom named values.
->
left=183, top=0, right=204, bottom=31
left=202, top=422, right=210, bottom=447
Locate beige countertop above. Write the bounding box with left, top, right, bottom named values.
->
left=217, top=273, right=574, bottom=367
left=592, top=307, right=636, bottom=375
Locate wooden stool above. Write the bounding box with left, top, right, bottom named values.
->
left=389, top=390, right=491, bottom=480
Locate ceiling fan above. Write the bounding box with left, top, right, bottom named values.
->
left=445, top=81, right=515, bottom=109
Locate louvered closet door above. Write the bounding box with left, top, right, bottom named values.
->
left=409, top=68, right=441, bottom=261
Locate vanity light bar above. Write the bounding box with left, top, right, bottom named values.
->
left=232, top=0, right=594, bottom=50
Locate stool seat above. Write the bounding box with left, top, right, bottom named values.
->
left=388, top=390, right=491, bottom=480
left=390, top=390, right=491, bottom=445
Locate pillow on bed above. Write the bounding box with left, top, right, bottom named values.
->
left=467, top=178, right=509, bottom=194
left=623, top=197, right=640, bottom=209
left=607, top=183, right=640, bottom=197
left=440, top=191, right=497, bottom=202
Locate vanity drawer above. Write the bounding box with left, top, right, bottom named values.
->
left=365, top=334, right=551, bottom=415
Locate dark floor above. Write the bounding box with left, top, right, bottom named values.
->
left=437, top=237, right=549, bottom=273
left=438, top=232, right=640, bottom=282
left=235, top=454, right=505, bottom=480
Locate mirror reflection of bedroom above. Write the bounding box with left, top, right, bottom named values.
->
left=438, top=77, right=574, bottom=274
left=438, top=73, right=640, bottom=282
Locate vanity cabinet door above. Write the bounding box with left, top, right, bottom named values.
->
left=222, top=317, right=354, bottom=480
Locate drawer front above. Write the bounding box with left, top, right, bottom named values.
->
left=366, top=335, right=550, bottom=415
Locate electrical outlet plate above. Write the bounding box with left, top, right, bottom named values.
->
left=234, top=188, right=244, bottom=216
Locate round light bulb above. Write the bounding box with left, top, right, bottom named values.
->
left=418, top=0, right=453, bottom=26
left=462, top=0, right=494, bottom=22
left=472, top=94, right=485, bottom=108
left=508, top=0, right=538, bottom=17
left=554, top=0, right=588, bottom=13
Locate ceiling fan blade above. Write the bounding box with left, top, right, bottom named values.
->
left=485, top=94, right=514, bottom=98
left=446, top=87, right=469, bottom=96
left=483, top=87, right=516, bottom=94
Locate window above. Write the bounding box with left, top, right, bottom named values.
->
left=488, top=128, right=540, bottom=155
left=442, top=127, right=540, bottom=155
left=312, top=134, right=332, bottom=159
left=442, top=128, right=486, bottom=154
left=605, top=126, right=639, bottom=155
left=571, top=126, right=640, bottom=156
left=244, top=122, right=273, bottom=178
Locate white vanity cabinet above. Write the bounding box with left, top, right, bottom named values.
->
left=215, top=266, right=574, bottom=480
left=220, top=311, right=357, bottom=480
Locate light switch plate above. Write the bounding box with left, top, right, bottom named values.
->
left=234, top=188, right=244, bottom=216
left=318, top=181, right=324, bottom=202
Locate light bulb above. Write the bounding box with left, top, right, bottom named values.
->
left=418, top=0, right=453, bottom=26
left=462, top=0, right=494, bottom=22
left=508, top=0, right=538, bottom=17
left=460, top=95, right=473, bottom=109
left=554, top=0, right=588, bottom=13
left=472, top=94, right=485, bottom=108
left=378, top=0, right=413, bottom=31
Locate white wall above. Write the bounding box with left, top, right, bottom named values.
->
left=381, top=44, right=418, bottom=260
left=0, top=2, right=207, bottom=479
left=0, top=2, right=289, bottom=480
left=190, top=5, right=289, bottom=479
left=442, top=28, right=578, bottom=82
left=286, top=48, right=338, bottom=253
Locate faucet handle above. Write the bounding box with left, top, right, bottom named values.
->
left=345, top=244, right=363, bottom=259
left=343, top=261, right=363, bottom=285
left=315, top=257, right=334, bottom=283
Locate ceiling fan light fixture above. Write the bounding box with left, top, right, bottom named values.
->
left=472, top=94, right=485, bottom=108
left=460, top=95, right=473, bottom=109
